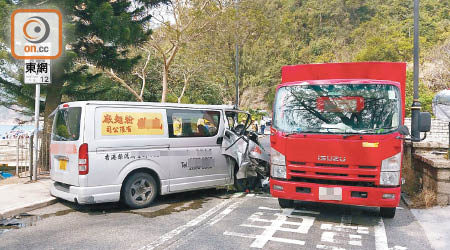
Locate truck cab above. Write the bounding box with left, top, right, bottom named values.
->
left=270, top=62, right=413, bottom=218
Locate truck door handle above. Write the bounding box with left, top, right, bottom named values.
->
left=216, top=137, right=223, bottom=144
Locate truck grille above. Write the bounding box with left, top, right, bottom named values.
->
left=287, top=162, right=378, bottom=187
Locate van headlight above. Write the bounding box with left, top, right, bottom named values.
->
left=271, top=148, right=286, bottom=179
left=381, top=153, right=401, bottom=171
left=380, top=172, right=400, bottom=186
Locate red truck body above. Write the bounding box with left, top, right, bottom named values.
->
left=270, top=62, right=406, bottom=211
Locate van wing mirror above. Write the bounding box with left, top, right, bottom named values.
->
left=419, top=112, right=431, bottom=132
left=398, top=125, right=410, bottom=136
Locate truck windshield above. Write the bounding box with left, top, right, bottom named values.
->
left=273, top=84, right=401, bottom=134
left=52, top=107, right=82, bottom=141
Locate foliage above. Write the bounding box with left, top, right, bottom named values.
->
left=0, top=0, right=168, bottom=119
left=1, top=0, right=449, bottom=118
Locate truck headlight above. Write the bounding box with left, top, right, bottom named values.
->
left=380, top=172, right=400, bottom=186
left=381, top=153, right=401, bottom=171
left=271, top=148, right=286, bottom=179
left=271, top=164, right=287, bottom=179
left=270, top=148, right=286, bottom=166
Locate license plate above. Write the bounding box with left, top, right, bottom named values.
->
left=59, top=160, right=67, bottom=170
left=319, top=187, right=342, bottom=201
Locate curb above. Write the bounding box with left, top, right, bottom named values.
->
left=0, top=197, right=57, bottom=220
left=401, top=192, right=413, bottom=208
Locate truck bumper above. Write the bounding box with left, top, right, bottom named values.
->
left=50, top=181, right=121, bottom=204
left=270, top=179, right=400, bottom=208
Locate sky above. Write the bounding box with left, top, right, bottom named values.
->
left=0, top=106, right=30, bottom=125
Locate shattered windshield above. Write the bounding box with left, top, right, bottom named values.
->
left=273, top=84, right=401, bottom=134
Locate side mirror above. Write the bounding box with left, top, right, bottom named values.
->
left=398, top=125, right=410, bottom=136
left=419, top=112, right=431, bottom=132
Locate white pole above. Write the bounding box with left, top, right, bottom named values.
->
left=33, top=84, right=40, bottom=181
left=16, top=137, right=19, bottom=176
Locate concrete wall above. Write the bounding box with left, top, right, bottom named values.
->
left=404, top=118, right=449, bottom=146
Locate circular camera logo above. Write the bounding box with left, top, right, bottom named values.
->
left=23, top=16, right=50, bottom=44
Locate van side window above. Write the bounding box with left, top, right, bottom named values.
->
left=167, top=109, right=220, bottom=138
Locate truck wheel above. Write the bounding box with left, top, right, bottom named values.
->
left=122, top=172, right=157, bottom=209
left=278, top=198, right=294, bottom=208
left=234, top=176, right=258, bottom=192
left=380, top=207, right=396, bottom=218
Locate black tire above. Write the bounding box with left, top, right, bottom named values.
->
left=278, top=198, right=294, bottom=208
left=380, top=207, right=396, bottom=218
left=234, top=176, right=258, bottom=192
left=122, top=172, right=157, bottom=209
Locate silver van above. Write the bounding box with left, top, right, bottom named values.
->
left=50, top=101, right=268, bottom=208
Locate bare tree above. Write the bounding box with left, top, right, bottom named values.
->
left=146, top=0, right=219, bottom=102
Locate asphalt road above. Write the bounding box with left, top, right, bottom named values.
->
left=0, top=136, right=433, bottom=250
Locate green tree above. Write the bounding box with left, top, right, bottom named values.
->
left=0, top=0, right=167, bottom=167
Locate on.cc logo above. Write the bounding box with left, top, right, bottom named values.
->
left=23, top=16, right=50, bottom=43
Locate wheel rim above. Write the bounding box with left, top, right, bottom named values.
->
left=130, top=178, right=153, bottom=204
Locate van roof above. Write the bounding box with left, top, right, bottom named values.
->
left=60, top=101, right=236, bottom=110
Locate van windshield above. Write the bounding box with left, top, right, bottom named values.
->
left=273, top=84, right=401, bottom=134
left=52, top=107, right=82, bottom=141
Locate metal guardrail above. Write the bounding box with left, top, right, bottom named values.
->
left=0, top=133, right=48, bottom=179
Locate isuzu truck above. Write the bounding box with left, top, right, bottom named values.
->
left=269, top=62, right=430, bottom=218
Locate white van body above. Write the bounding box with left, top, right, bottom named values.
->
left=50, top=101, right=247, bottom=205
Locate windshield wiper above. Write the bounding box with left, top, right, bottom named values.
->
left=285, top=128, right=318, bottom=136
left=357, top=127, right=397, bottom=134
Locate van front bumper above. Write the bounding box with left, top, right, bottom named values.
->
left=270, top=179, right=400, bottom=208
left=50, top=181, right=121, bottom=204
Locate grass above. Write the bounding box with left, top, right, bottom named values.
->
left=411, top=188, right=437, bottom=208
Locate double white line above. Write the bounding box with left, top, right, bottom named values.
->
left=137, top=193, right=243, bottom=250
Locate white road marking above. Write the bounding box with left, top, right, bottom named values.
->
left=349, top=240, right=362, bottom=246
left=224, top=207, right=315, bottom=248
left=258, top=206, right=281, bottom=211
left=321, top=231, right=337, bottom=243
left=224, top=231, right=306, bottom=245
left=316, top=244, right=346, bottom=250
left=247, top=193, right=255, bottom=197
left=259, top=206, right=321, bottom=215
left=349, top=234, right=362, bottom=239
left=249, top=212, right=306, bottom=248
left=137, top=193, right=240, bottom=250
left=374, top=217, right=389, bottom=250
left=208, top=199, right=245, bottom=225
left=320, top=223, right=369, bottom=234
left=318, top=213, right=367, bottom=249
left=254, top=196, right=277, bottom=199
left=389, top=246, right=408, bottom=250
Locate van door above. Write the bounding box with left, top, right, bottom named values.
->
left=50, top=105, right=84, bottom=186
left=167, top=109, right=228, bottom=192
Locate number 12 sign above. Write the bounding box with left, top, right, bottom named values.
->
left=24, top=59, right=51, bottom=84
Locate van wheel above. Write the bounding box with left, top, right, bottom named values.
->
left=278, top=198, right=294, bottom=208
left=234, top=176, right=258, bottom=192
left=122, top=172, right=157, bottom=209
left=380, top=207, right=396, bottom=218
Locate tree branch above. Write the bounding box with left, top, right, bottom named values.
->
left=107, top=69, right=143, bottom=102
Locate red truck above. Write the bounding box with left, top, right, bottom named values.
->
left=269, top=62, right=430, bottom=218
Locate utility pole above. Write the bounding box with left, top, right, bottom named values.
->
left=411, top=0, right=421, bottom=141
left=234, top=0, right=240, bottom=109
